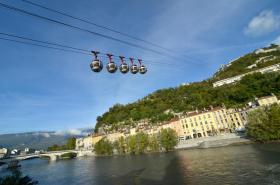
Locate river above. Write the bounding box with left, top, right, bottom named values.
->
left=1, top=143, right=280, bottom=185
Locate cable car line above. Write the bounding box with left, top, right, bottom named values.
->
left=0, top=2, right=167, bottom=56
left=0, top=37, right=90, bottom=55
left=0, top=2, right=204, bottom=66
left=21, top=0, right=170, bottom=52
left=0, top=32, right=89, bottom=53
left=0, top=36, right=188, bottom=73
left=0, top=32, right=179, bottom=66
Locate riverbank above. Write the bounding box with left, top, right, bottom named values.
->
left=176, top=133, right=252, bottom=150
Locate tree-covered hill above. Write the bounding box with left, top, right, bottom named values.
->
left=94, top=45, right=280, bottom=133
left=213, top=44, right=280, bottom=80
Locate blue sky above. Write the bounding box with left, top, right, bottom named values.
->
left=0, top=0, right=279, bottom=134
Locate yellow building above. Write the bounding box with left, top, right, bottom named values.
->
left=227, top=108, right=247, bottom=131
left=257, top=94, right=279, bottom=106
left=178, top=107, right=231, bottom=140
left=158, top=118, right=179, bottom=131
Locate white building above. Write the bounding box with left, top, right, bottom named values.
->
left=0, top=148, right=9, bottom=158
left=213, top=63, right=280, bottom=87
left=11, top=149, right=21, bottom=155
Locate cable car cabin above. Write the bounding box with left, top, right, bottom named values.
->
left=120, top=63, right=129, bottom=74
left=130, top=64, right=138, bottom=74
left=106, top=62, right=118, bottom=73
left=139, top=65, right=147, bottom=74
left=90, top=60, right=103, bottom=72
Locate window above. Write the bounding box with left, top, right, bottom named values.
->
left=191, top=123, right=193, bottom=127
left=185, top=124, right=188, bottom=128
left=200, top=122, right=203, bottom=125
left=195, top=122, right=198, bottom=126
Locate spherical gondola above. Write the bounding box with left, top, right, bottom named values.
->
left=120, top=63, right=129, bottom=74
left=119, top=56, right=129, bottom=74
left=139, top=65, right=147, bottom=74
left=129, top=58, right=138, bottom=74
left=90, top=60, right=103, bottom=72
left=90, top=51, right=103, bottom=72
left=106, top=54, right=118, bottom=73
left=130, top=64, right=138, bottom=74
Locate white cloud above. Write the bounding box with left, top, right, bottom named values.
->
left=54, top=128, right=89, bottom=136
left=273, top=35, right=280, bottom=44
left=41, top=133, right=50, bottom=138
left=32, top=132, right=50, bottom=137
left=245, top=10, right=280, bottom=36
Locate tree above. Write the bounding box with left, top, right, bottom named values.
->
left=0, top=170, right=38, bottom=185
left=94, top=139, right=113, bottom=155
left=159, top=128, right=178, bottom=152
left=127, top=135, right=137, bottom=154
left=149, top=134, right=160, bottom=152
left=246, top=104, right=280, bottom=142
left=113, top=136, right=127, bottom=155
left=47, top=137, right=76, bottom=151
left=66, top=137, right=76, bottom=150
left=135, top=132, right=149, bottom=154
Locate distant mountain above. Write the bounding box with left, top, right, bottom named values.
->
left=0, top=128, right=93, bottom=150
left=94, top=44, right=280, bottom=133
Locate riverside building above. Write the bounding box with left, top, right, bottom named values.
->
left=227, top=108, right=247, bottom=131
left=177, top=107, right=231, bottom=141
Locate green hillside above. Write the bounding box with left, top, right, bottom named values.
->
left=213, top=44, right=280, bottom=80
left=94, top=45, right=280, bottom=133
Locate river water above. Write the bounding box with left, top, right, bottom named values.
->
left=1, top=143, right=280, bottom=185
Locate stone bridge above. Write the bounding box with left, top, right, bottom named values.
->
left=40, top=150, right=94, bottom=161
left=0, top=150, right=94, bottom=163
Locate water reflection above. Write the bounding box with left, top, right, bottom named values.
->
left=1, top=144, right=280, bottom=185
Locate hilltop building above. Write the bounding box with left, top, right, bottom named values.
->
left=213, top=63, right=280, bottom=87
left=256, top=94, right=280, bottom=107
